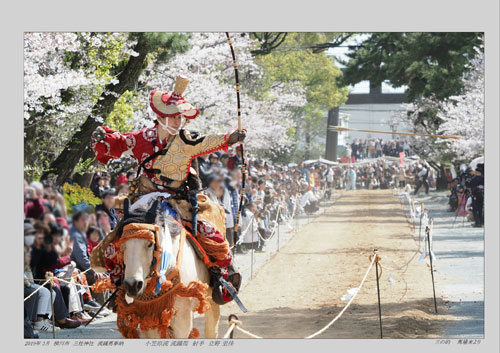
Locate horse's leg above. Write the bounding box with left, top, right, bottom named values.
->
left=170, top=297, right=194, bottom=338
left=204, top=288, right=220, bottom=339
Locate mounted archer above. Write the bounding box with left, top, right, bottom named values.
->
left=90, top=75, right=245, bottom=308
left=91, top=75, right=246, bottom=193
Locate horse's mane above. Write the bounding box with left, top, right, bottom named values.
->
left=116, top=198, right=182, bottom=239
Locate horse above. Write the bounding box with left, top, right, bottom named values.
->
left=116, top=193, right=220, bottom=339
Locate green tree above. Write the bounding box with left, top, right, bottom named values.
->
left=256, top=33, right=348, bottom=160
left=342, top=32, right=483, bottom=101
left=342, top=33, right=483, bottom=181
left=250, top=32, right=353, bottom=55
left=42, top=33, right=190, bottom=184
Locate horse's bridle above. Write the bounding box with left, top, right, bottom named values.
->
left=116, top=219, right=187, bottom=297
left=116, top=223, right=164, bottom=282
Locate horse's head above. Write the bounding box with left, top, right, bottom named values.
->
left=119, top=196, right=182, bottom=298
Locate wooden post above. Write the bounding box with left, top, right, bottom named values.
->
left=251, top=219, right=254, bottom=279
left=49, top=279, right=56, bottom=339
left=228, top=314, right=239, bottom=339
left=418, top=202, right=424, bottom=245
left=373, top=249, right=383, bottom=339
left=426, top=225, right=438, bottom=314
left=277, top=208, right=280, bottom=252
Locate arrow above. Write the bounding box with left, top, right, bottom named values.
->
left=328, top=126, right=460, bottom=140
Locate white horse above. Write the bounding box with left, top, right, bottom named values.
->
left=120, top=193, right=220, bottom=338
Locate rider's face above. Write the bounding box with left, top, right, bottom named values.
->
left=157, top=115, right=182, bottom=132
left=168, top=116, right=182, bottom=129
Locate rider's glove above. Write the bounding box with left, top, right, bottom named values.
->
left=228, top=129, right=246, bottom=145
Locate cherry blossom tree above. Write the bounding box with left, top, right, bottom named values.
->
left=24, top=32, right=135, bottom=180
left=135, top=33, right=306, bottom=153
left=24, top=32, right=308, bottom=182
left=438, top=48, right=484, bottom=160
left=386, top=45, right=484, bottom=163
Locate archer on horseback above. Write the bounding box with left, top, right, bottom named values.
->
left=90, top=75, right=245, bottom=306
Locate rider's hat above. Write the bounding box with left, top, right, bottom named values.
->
left=149, top=75, right=200, bottom=119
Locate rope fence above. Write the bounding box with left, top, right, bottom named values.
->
left=395, top=186, right=439, bottom=310
left=24, top=267, right=99, bottom=301
left=223, top=186, right=439, bottom=339
left=223, top=251, right=379, bottom=339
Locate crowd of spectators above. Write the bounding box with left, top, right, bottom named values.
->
left=23, top=145, right=331, bottom=337
left=349, top=138, right=412, bottom=161
left=446, top=163, right=484, bottom=228
left=333, top=159, right=435, bottom=195
left=195, top=146, right=329, bottom=253
left=24, top=181, right=114, bottom=337
left=23, top=140, right=482, bottom=337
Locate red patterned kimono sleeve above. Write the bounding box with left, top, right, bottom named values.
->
left=91, top=126, right=134, bottom=165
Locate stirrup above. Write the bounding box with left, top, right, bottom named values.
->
left=209, top=266, right=241, bottom=305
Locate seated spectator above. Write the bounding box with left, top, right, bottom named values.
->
left=300, top=186, right=320, bottom=214
left=24, top=224, right=83, bottom=330
left=69, top=212, right=94, bottom=281
left=69, top=211, right=102, bottom=313
left=30, top=221, right=59, bottom=282
left=44, top=222, right=73, bottom=274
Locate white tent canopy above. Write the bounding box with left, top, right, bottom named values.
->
left=469, top=156, right=484, bottom=170
left=302, top=158, right=338, bottom=166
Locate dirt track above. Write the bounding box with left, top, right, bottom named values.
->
left=43, top=189, right=454, bottom=340
left=216, top=189, right=452, bottom=339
